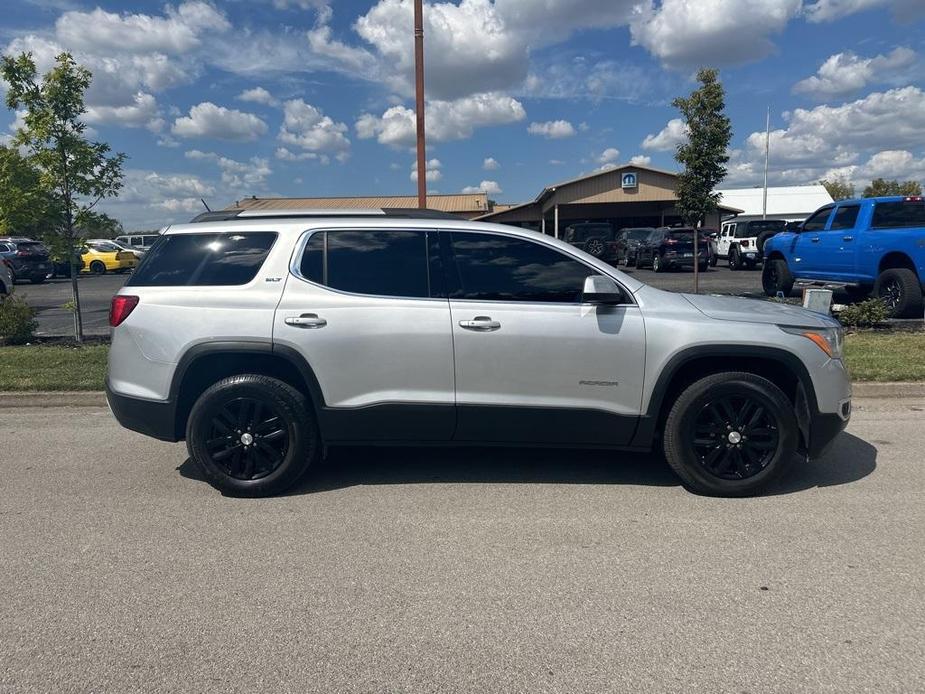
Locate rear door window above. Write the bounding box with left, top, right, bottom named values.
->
left=444, top=232, right=593, bottom=303
left=128, top=232, right=277, bottom=286
left=296, top=230, right=435, bottom=299
left=872, top=201, right=925, bottom=229
left=830, top=205, right=860, bottom=230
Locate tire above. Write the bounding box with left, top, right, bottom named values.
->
left=663, top=372, right=799, bottom=497
left=728, top=247, right=741, bottom=271
left=186, top=374, right=320, bottom=497
left=756, top=230, right=778, bottom=255
left=874, top=268, right=924, bottom=319
left=762, top=258, right=794, bottom=297
left=30, top=274, right=46, bottom=284
left=652, top=253, right=663, bottom=273
left=709, top=254, right=718, bottom=267
left=89, top=260, right=106, bottom=275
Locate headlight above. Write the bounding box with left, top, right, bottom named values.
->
left=780, top=325, right=844, bottom=359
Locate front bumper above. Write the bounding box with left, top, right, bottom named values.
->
left=796, top=381, right=850, bottom=459
left=106, top=381, right=180, bottom=442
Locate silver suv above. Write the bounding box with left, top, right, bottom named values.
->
left=106, top=208, right=851, bottom=497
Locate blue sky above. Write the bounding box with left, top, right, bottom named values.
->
left=2, top=0, right=924, bottom=229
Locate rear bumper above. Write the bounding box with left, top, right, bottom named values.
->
left=106, top=381, right=180, bottom=442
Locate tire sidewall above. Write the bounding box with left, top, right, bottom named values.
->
left=187, top=377, right=317, bottom=496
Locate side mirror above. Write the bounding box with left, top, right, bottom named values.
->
left=582, top=275, right=624, bottom=305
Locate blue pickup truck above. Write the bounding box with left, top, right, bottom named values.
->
left=762, top=195, right=925, bottom=318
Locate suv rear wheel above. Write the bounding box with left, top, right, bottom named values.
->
left=874, top=268, right=923, bottom=319
left=186, top=374, right=319, bottom=497
left=728, top=247, right=741, bottom=271
left=663, top=372, right=798, bottom=497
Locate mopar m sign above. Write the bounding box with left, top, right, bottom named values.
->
left=621, top=172, right=638, bottom=189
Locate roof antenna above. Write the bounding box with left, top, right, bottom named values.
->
left=200, top=198, right=212, bottom=212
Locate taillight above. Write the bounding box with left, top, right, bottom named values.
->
left=109, top=295, right=139, bottom=327
left=905, top=196, right=922, bottom=202
left=664, top=239, right=678, bottom=245
left=741, top=239, right=750, bottom=248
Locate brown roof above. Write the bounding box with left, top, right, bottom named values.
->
left=229, top=193, right=489, bottom=214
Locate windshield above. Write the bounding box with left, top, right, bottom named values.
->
left=739, top=220, right=785, bottom=237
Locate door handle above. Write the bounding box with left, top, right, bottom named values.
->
left=284, top=313, right=327, bottom=329
left=459, top=316, right=501, bottom=331
left=810, top=237, right=820, bottom=243
left=842, top=235, right=854, bottom=241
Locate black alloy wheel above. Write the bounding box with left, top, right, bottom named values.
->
left=873, top=268, right=923, bottom=318
left=690, top=395, right=780, bottom=480
left=585, top=238, right=605, bottom=257
left=205, top=397, right=289, bottom=481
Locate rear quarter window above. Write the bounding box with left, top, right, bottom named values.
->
left=128, top=232, right=277, bottom=287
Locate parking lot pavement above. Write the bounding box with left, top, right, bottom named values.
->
left=2, top=399, right=922, bottom=692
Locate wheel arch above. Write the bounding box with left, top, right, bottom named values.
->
left=632, top=345, right=816, bottom=449
left=878, top=251, right=919, bottom=278
left=170, top=342, right=325, bottom=441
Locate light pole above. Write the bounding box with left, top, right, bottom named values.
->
left=413, top=0, right=426, bottom=209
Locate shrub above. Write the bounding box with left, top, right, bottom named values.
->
left=0, top=294, right=38, bottom=344
left=837, top=298, right=890, bottom=328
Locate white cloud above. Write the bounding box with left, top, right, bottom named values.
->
left=357, top=92, right=525, bottom=148
left=461, top=180, right=502, bottom=195
left=275, top=146, right=327, bottom=164
left=630, top=0, right=802, bottom=68
left=54, top=1, right=229, bottom=54
left=410, top=158, right=442, bottom=183
left=629, top=155, right=652, bottom=166
left=84, top=91, right=161, bottom=131
left=483, top=157, right=500, bottom=171
left=278, top=99, right=350, bottom=160
left=823, top=150, right=925, bottom=190
left=172, top=102, right=268, bottom=141
left=237, top=87, right=279, bottom=107
left=793, top=48, right=917, bottom=99
left=185, top=149, right=273, bottom=189
left=726, top=87, right=925, bottom=187
left=598, top=147, right=620, bottom=165
left=804, top=0, right=925, bottom=22
left=642, top=118, right=688, bottom=151
left=527, top=120, right=577, bottom=139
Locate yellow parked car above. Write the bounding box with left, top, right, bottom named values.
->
left=80, top=241, right=138, bottom=274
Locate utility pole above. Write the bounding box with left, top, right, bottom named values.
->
left=762, top=106, right=770, bottom=220
left=413, top=0, right=427, bottom=209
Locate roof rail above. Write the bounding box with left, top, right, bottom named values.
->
left=188, top=207, right=463, bottom=223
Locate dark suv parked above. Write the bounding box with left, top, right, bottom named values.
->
left=0, top=238, right=52, bottom=284
left=562, top=222, right=616, bottom=262
left=635, top=228, right=709, bottom=272
left=614, top=228, right=654, bottom=267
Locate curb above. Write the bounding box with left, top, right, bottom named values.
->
left=2, top=382, right=925, bottom=408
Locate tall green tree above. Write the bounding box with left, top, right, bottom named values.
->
left=672, top=68, right=733, bottom=228
left=821, top=177, right=855, bottom=201
left=2, top=51, right=125, bottom=342
left=862, top=178, right=922, bottom=197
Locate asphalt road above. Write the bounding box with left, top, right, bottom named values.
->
left=1, top=398, right=922, bottom=692
left=22, top=265, right=773, bottom=337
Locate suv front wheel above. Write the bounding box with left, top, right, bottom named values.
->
left=186, top=374, right=319, bottom=496
left=663, top=372, right=798, bottom=497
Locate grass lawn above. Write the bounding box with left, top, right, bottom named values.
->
left=0, top=344, right=108, bottom=391
left=844, top=331, right=925, bottom=382
left=0, top=331, right=923, bottom=390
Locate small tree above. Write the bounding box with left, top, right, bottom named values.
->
left=821, top=177, right=855, bottom=201
left=673, top=68, right=732, bottom=293
left=862, top=178, right=922, bottom=197
left=2, top=52, right=125, bottom=342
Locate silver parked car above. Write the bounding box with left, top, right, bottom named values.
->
left=106, top=208, right=851, bottom=497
